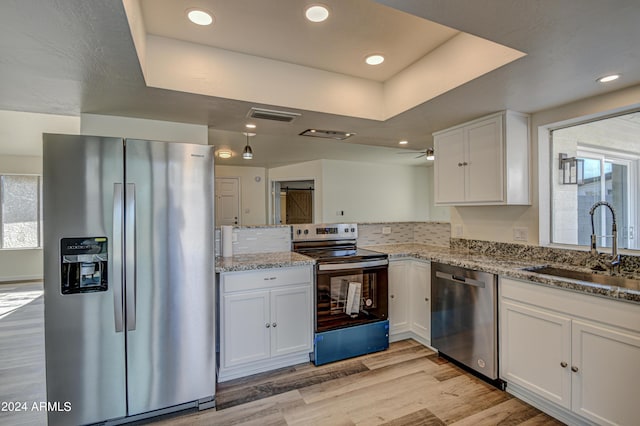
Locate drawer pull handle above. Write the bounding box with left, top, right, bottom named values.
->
left=265, top=323, right=270, bottom=328
left=560, top=361, right=567, bottom=368
left=424, top=297, right=429, bottom=302
left=571, top=366, right=579, bottom=372
left=263, top=277, right=277, bottom=281
left=390, top=294, right=395, bottom=299
left=272, top=322, right=277, bottom=328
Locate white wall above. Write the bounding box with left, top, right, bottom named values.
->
left=80, top=114, right=208, bottom=144
left=322, top=160, right=429, bottom=222
left=267, top=159, right=434, bottom=224
left=0, top=110, right=80, bottom=282
left=449, top=83, right=640, bottom=245
left=216, top=165, right=267, bottom=225
left=268, top=160, right=324, bottom=223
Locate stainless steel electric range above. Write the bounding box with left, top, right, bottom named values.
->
left=292, top=223, right=389, bottom=365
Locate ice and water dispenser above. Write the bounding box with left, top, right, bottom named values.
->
left=60, top=237, right=108, bottom=294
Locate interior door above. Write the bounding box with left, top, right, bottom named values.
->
left=43, top=135, right=127, bottom=425
left=286, top=189, right=313, bottom=224
left=216, top=177, right=240, bottom=225
left=124, top=139, right=215, bottom=415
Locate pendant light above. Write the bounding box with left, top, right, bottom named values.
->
left=242, top=133, right=253, bottom=160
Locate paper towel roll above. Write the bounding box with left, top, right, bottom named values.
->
left=222, top=226, right=233, bottom=257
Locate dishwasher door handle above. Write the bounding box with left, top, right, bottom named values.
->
left=435, top=271, right=486, bottom=288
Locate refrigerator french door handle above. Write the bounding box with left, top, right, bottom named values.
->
left=112, top=183, right=124, bottom=332
left=125, top=183, right=137, bottom=331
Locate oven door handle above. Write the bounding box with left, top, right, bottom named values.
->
left=318, top=259, right=388, bottom=271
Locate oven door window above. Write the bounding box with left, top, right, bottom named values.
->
left=316, top=266, right=387, bottom=332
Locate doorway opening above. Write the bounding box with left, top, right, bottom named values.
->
left=272, top=180, right=314, bottom=224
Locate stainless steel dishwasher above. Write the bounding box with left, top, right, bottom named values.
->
left=431, top=262, right=500, bottom=384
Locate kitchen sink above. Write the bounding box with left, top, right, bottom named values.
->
left=523, top=265, right=640, bottom=291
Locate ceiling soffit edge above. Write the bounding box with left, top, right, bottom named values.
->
left=124, top=5, right=526, bottom=122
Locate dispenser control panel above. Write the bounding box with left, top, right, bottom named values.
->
left=60, top=237, right=108, bottom=294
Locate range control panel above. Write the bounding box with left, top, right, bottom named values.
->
left=291, top=223, right=358, bottom=241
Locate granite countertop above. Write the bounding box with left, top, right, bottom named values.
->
left=364, top=243, right=640, bottom=304
left=215, top=251, right=315, bottom=273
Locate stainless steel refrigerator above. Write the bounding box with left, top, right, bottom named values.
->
left=43, top=134, right=216, bottom=425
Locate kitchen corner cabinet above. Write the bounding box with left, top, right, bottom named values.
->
left=388, top=259, right=431, bottom=346
left=433, top=110, right=530, bottom=206
left=500, top=277, right=640, bottom=426
left=218, top=266, right=313, bottom=382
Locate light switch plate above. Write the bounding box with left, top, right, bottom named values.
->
left=453, top=224, right=463, bottom=237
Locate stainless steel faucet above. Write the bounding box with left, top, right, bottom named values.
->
left=589, top=201, right=621, bottom=272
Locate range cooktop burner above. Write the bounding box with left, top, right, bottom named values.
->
left=297, top=247, right=386, bottom=262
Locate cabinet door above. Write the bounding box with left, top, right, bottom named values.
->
left=571, top=320, right=640, bottom=426
left=434, top=128, right=466, bottom=204
left=270, top=285, right=313, bottom=357
left=500, top=300, right=572, bottom=409
left=409, top=261, right=431, bottom=342
left=388, top=261, right=410, bottom=334
left=465, top=115, right=504, bottom=203
left=222, top=290, right=271, bottom=368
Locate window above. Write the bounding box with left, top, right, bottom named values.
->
left=550, top=111, right=639, bottom=251
left=0, top=175, right=42, bottom=249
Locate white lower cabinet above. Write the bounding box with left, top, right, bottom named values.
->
left=500, top=277, right=640, bottom=426
left=388, top=259, right=431, bottom=346
left=218, top=266, right=313, bottom=382
left=388, top=261, right=410, bottom=334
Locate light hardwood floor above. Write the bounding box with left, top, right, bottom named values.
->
left=0, top=282, right=563, bottom=425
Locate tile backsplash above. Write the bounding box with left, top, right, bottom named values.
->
left=215, top=222, right=452, bottom=256
left=357, top=222, right=451, bottom=247
left=215, top=225, right=291, bottom=256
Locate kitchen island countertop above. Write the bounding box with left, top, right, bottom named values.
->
left=215, top=251, right=315, bottom=273
left=364, top=243, right=640, bottom=304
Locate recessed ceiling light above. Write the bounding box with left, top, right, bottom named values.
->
left=305, top=5, right=329, bottom=22
left=365, top=54, right=385, bottom=66
left=217, top=150, right=232, bottom=159
left=399, top=140, right=408, bottom=145
left=187, top=9, right=213, bottom=26
left=245, top=123, right=256, bottom=129
left=597, top=74, right=620, bottom=83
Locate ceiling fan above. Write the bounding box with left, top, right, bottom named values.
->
left=397, top=147, right=435, bottom=160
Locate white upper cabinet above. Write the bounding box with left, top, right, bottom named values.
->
left=433, top=110, right=530, bottom=205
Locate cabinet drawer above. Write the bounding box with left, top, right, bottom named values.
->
left=222, top=266, right=312, bottom=293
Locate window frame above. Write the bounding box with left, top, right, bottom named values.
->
left=539, top=106, right=640, bottom=253
left=576, top=147, right=638, bottom=249
left=0, top=173, right=43, bottom=250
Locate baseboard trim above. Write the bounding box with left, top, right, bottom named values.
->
left=0, top=276, right=43, bottom=284
left=506, top=382, right=598, bottom=426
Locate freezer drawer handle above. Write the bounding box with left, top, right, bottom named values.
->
left=435, top=271, right=486, bottom=288
left=125, top=183, right=137, bottom=331
left=113, top=183, right=124, bottom=333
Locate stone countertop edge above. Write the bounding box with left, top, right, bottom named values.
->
left=215, top=251, right=315, bottom=273
left=364, top=243, right=640, bottom=305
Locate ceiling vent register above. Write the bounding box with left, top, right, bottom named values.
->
left=299, top=129, right=355, bottom=140
left=248, top=107, right=301, bottom=123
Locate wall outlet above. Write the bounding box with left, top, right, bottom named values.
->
left=453, top=224, right=463, bottom=237
left=382, top=226, right=391, bottom=235
left=336, top=210, right=344, bottom=216
left=513, top=227, right=528, bottom=242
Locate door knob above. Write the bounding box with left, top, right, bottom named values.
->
left=390, top=294, right=395, bottom=299
left=424, top=297, right=429, bottom=302
left=265, top=323, right=270, bottom=328
left=560, top=361, right=567, bottom=368
left=571, top=366, right=579, bottom=372
left=272, top=322, right=277, bottom=328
